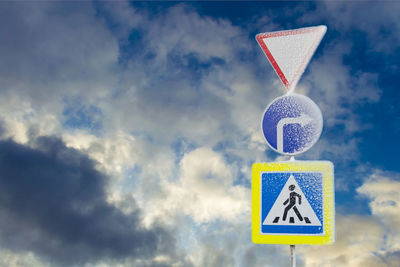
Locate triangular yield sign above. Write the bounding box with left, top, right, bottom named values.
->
left=263, top=174, right=321, bottom=226
left=256, top=25, right=327, bottom=92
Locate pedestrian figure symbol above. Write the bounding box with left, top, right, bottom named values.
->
left=283, top=185, right=303, bottom=222
left=263, top=174, right=321, bottom=226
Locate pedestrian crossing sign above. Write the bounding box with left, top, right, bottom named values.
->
left=252, top=161, right=335, bottom=245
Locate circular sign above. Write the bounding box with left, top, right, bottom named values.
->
left=262, top=93, right=323, bottom=155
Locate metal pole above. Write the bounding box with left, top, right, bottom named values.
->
left=289, top=155, right=296, bottom=266
left=290, top=245, right=296, bottom=267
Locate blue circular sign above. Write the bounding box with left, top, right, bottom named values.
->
left=262, top=93, right=323, bottom=155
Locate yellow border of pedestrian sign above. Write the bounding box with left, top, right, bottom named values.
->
left=252, top=161, right=335, bottom=245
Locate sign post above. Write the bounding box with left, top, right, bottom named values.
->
left=253, top=25, right=334, bottom=266
left=290, top=245, right=295, bottom=267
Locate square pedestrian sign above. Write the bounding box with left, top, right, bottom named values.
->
left=252, top=161, right=335, bottom=245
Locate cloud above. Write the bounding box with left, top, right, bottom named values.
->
left=300, top=215, right=386, bottom=266
left=140, top=147, right=250, bottom=226
left=358, top=171, right=400, bottom=252
left=95, top=1, right=142, bottom=40
left=298, top=44, right=381, bottom=163
left=176, top=147, right=249, bottom=223
left=186, top=219, right=292, bottom=267
left=0, top=136, right=184, bottom=266
left=300, top=170, right=400, bottom=266
left=62, top=131, right=139, bottom=176
left=313, top=1, right=400, bottom=53
left=94, top=3, right=279, bottom=151
left=0, top=1, right=119, bottom=116
left=0, top=249, right=49, bottom=267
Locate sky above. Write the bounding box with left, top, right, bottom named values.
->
left=0, top=1, right=399, bottom=266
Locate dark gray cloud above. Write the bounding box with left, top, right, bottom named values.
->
left=0, top=1, right=118, bottom=111
left=0, top=136, right=179, bottom=266
left=0, top=120, right=5, bottom=138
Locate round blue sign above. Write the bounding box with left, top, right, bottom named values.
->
left=262, top=93, right=323, bottom=155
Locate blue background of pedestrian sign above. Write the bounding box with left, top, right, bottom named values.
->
left=261, top=172, right=323, bottom=234
left=262, top=94, right=323, bottom=155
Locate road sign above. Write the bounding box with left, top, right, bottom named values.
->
left=252, top=161, right=335, bottom=245
left=256, top=25, right=327, bottom=92
left=262, top=93, right=323, bottom=155
left=263, top=174, right=321, bottom=226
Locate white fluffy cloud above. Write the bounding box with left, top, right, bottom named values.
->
left=300, top=170, right=400, bottom=266
left=175, top=147, right=249, bottom=223
left=140, top=147, right=249, bottom=225
left=0, top=249, right=49, bottom=267
left=301, top=215, right=386, bottom=266
left=358, top=172, right=400, bottom=252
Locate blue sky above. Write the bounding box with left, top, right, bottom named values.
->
left=0, top=1, right=399, bottom=266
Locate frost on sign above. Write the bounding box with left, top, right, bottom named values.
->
left=251, top=161, right=335, bottom=245
left=263, top=174, right=322, bottom=226
left=256, top=25, right=327, bottom=92
left=261, top=93, right=323, bottom=155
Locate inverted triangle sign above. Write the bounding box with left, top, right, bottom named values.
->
left=256, top=25, right=327, bottom=92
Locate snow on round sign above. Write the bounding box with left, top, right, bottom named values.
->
left=262, top=93, right=323, bottom=155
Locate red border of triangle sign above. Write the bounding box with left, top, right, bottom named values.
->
left=256, top=25, right=327, bottom=92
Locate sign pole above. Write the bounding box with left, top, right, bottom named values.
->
left=290, top=159, right=296, bottom=267
left=290, top=245, right=296, bottom=267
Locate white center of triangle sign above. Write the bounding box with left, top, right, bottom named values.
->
left=256, top=25, right=326, bottom=92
